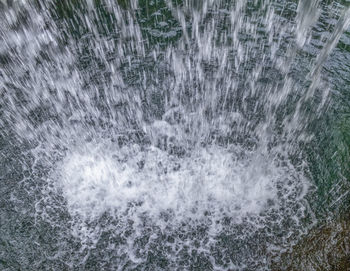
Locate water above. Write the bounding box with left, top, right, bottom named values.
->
left=0, top=0, right=350, bottom=270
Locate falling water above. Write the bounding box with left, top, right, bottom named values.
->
left=1, top=0, right=350, bottom=270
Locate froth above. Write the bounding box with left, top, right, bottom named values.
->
left=55, top=139, right=293, bottom=223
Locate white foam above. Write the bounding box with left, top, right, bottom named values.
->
left=55, top=139, right=297, bottom=223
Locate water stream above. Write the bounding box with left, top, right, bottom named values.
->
left=1, top=0, right=350, bottom=270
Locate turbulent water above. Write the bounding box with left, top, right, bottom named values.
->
left=1, top=0, right=350, bottom=270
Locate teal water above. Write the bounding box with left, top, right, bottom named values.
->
left=0, top=0, right=350, bottom=270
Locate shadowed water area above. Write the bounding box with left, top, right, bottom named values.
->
left=0, top=0, right=350, bottom=270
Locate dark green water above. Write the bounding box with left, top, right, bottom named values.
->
left=0, top=0, right=350, bottom=270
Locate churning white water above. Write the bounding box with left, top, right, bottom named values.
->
left=56, top=138, right=304, bottom=221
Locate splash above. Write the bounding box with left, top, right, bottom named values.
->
left=55, top=139, right=302, bottom=221
left=1, top=0, right=349, bottom=269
